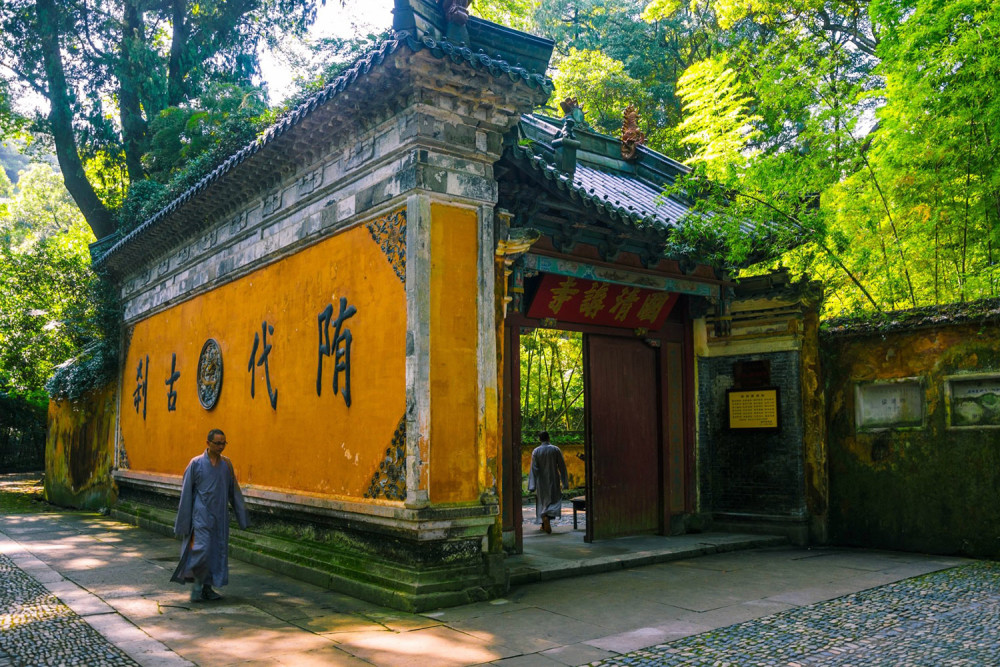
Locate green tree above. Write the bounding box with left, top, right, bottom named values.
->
left=520, top=330, right=584, bottom=439
left=1, top=163, right=84, bottom=245
left=0, top=0, right=326, bottom=239
left=0, top=177, right=96, bottom=394
left=662, top=0, right=1000, bottom=315
left=551, top=48, right=655, bottom=138
left=527, top=0, right=728, bottom=154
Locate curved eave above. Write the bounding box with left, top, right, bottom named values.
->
left=505, top=143, right=679, bottom=235
left=94, top=31, right=553, bottom=276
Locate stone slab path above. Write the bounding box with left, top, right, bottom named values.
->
left=0, top=476, right=982, bottom=667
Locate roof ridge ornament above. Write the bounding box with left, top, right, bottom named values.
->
left=621, top=105, right=646, bottom=161
left=439, top=0, right=470, bottom=44
left=553, top=97, right=583, bottom=174
left=559, top=97, right=589, bottom=130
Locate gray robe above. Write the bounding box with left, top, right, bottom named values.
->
left=171, top=452, right=249, bottom=587
left=528, top=442, right=569, bottom=522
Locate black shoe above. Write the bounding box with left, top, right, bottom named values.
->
left=201, top=585, right=222, bottom=601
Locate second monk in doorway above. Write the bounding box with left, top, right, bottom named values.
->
left=528, top=430, right=569, bottom=533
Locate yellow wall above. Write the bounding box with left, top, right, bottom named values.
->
left=119, top=220, right=406, bottom=499
left=46, top=385, right=117, bottom=509
left=429, top=204, right=480, bottom=503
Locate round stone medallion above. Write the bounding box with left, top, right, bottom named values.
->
left=197, top=338, right=223, bottom=410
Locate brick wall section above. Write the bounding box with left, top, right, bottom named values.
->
left=697, top=351, right=806, bottom=517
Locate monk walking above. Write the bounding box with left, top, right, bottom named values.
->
left=171, top=428, right=250, bottom=601
left=527, top=430, right=569, bottom=533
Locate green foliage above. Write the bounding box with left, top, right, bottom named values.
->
left=551, top=48, right=655, bottom=138
left=664, top=0, right=1000, bottom=315
left=0, top=223, right=98, bottom=394
left=1, top=163, right=85, bottom=245
left=675, top=54, right=760, bottom=169
left=0, top=0, right=325, bottom=238
left=144, top=84, right=269, bottom=184
left=472, top=0, right=541, bottom=34
left=0, top=161, right=118, bottom=401
left=0, top=140, right=31, bottom=186
left=277, top=32, right=386, bottom=106
left=520, top=329, right=584, bottom=438
left=528, top=0, right=728, bottom=154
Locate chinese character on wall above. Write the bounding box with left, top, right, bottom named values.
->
left=133, top=355, right=148, bottom=419
left=317, top=297, right=357, bottom=407
left=248, top=321, right=278, bottom=409
left=165, top=353, right=180, bottom=411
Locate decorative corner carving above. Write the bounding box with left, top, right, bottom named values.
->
left=199, top=229, right=218, bottom=251
left=177, top=245, right=191, bottom=263
left=297, top=169, right=324, bottom=197
left=263, top=190, right=283, bottom=217
left=157, top=258, right=170, bottom=277
left=229, top=212, right=248, bottom=236
left=364, top=416, right=407, bottom=501
left=621, top=105, right=647, bottom=161
left=495, top=227, right=540, bottom=317
left=365, top=209, right=407, bottom=283
left=598, top=238, right=624, bottom=263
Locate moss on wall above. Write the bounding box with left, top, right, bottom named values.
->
left=45, top=385, right=118, bottom=509
left=824, top=322, right=1000, bottom=557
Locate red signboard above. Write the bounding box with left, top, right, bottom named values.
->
left=526, top=274, right=679, bottom=330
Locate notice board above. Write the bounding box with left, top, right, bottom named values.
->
left=727, top=388, right=781, bottom=430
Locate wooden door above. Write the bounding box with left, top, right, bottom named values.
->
left=584, top=335, right=661, bottom=541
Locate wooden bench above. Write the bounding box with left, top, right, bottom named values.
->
left=571, top=496, right=586, bottom=529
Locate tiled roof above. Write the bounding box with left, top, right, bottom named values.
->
left=506, top=115, right=781, bottom=247
left=508, top=142, right=689, bottom=231
left=94, top=31, right=552, bottom=273
left=505, top=114, right=698, bottom=234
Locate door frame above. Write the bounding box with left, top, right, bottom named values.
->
left=504, top=306, right=694, bottom=546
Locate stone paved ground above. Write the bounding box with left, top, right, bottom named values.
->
left=0, top=553, right=139, bottom=667
left=586, top=561, right=1000, bottom=667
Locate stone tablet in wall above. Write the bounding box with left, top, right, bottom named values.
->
left=855, top=380, right=924, bottom=430
left=947, top=376, right=1000, bottom=428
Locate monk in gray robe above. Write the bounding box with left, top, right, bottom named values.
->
left=171, top=428, right=249, bottom=601
left=527, top=431, right=569, bottom=533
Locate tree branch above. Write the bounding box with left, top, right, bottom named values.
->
left=34, top=0, right=116, bottom=239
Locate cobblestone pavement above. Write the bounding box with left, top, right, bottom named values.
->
left=0, top=553, right=139, bottom=667
left=587, top=561, right=1000, bottom=666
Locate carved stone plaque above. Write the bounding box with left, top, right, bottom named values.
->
left=948, top=376, right=1000, bottom=428
left=197, top=338, right=224, bottom=410
left=855, top=380, right=923, bottom=430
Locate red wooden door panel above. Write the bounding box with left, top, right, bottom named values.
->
left=584, top=335, right=660, bottom=540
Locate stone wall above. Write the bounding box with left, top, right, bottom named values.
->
left=694, top=275, right=825, bottom=544
left=697, top=351, right=805, bottom=516
left=45, top=386, right=118, bottom=509
left=823, top=303, right=1000, bottom=558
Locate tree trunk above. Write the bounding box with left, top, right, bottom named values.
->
left=35, top=0, right=116, bottom=240
left=119, top=0, right=148, bottom=184
left=168, top=0, right=189, bottom=106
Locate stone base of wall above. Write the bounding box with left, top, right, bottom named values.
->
left=710, top=512, right=810, bottom=546
left=113, top=475, right=507, bottom=612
